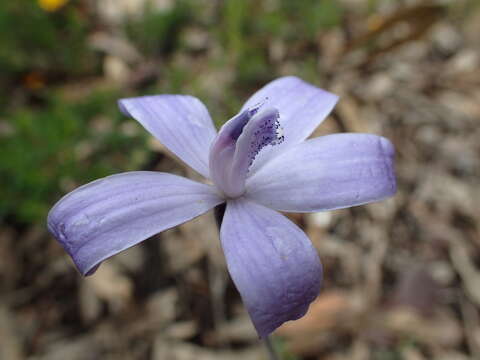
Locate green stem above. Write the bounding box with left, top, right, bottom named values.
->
left=264, top=336, right=280, bottom=360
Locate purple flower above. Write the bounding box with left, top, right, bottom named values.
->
left=48, top=76, right=396, bottom=337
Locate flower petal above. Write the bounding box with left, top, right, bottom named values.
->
left=241, top=76, right=339, bottom=174
left=119, top=95, right=217, bottom=178
left=220, top=198, right=322, bottom=337
left=48, top=172, right=224, bottom=275
left=246, top=133, right=397, bottom=212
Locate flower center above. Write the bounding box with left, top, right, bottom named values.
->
left=209, top=102, right=284, bottom=198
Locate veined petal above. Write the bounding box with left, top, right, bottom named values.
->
left=48, top=172, right=224, bottom=275
left=246, top=133, right=396, bottom=212
left=119, top=95, right=217, bottom=178
left=220, top=198, right=322, bottom=337
left=241, top=76, right=339, bottom=174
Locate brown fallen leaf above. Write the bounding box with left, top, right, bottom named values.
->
left=277, top=291, right=361, bottom=336
left=84, top=261, right=133, bottom=312
left=341, top=4, right=444, bottom=67
left=0, top=306, right=23, bottom=360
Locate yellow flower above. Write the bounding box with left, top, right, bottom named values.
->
left=38, top=0, right=69, bottom=12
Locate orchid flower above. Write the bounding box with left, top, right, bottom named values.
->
left=48, top=76, right=396, bottom=337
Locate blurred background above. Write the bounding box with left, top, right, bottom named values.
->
left=1, top=0, right=479, bottom=359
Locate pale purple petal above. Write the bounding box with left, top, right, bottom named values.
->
left=246, top=133, right=396, bottom=212
left=220, top=198, right=322, bottom=337
left=48, top=172, right=223, bottom=275
left=119, top=95, right=217, bottom=178
left=241, top=76, right=339, bottom=174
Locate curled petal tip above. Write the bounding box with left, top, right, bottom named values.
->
left=380, top=136, right=395, bottom=157
left=117, top=99, right=130, bottom=117
left=379, top=136, right=397, bottom=196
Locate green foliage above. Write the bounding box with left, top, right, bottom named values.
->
left=0, top=91, right=146, bottom=224
left=372, top=348, right=403, bottom=360
left=271, top=336, right=299, bottom=360
left=278, top=0, right=343, bottom=38
left=124, top=1, right=192, bottom=56
left=222, top=0, right=248, bottom=60
left=0, top=0, right=93, bottom=74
